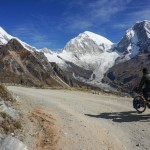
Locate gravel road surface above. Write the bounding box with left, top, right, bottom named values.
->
left=7, top=86, right=150, bottom=150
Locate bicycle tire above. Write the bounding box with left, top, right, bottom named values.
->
left=134, top=96, right=146, bottom=113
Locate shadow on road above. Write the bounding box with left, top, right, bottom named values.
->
left=85, top=111, right=150, bottom=123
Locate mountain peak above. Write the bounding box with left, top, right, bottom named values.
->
left=135, top=20, right=150, bottom=25
left=0, top=27, right=12, bottom=45
left=80, top=31, right=113, bottom=46
left=38, top=47, right=53, bottom=54
left=133, top=20, right=150, bottom=30
left=0, top=27, right=11, bottom=36
left=64, top=30, right=113, bottom=56
left=0, top=26, right=38, bottom=52
left=116, top=20, right=150, bottom=58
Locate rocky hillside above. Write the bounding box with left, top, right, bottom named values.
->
left=0, top=39, right=65, bottom=87
left=103, top=53, right=150, bottom=93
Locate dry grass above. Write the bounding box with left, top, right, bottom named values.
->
left=0, top=84, right=15, bottom=102
left=0, top=84, right=21, bottom=134
left=0, top=112, right=7, bottom=119
left=0, top=112, right=22, bottom=134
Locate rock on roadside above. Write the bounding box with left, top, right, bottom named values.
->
left=0, top=136, right=28, bottom=150
left=0, top=100, right=19, bottom=120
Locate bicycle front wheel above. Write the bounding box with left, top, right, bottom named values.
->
left=134, top=96, right=146, bottom=113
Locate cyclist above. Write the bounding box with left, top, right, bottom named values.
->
left=139, top=68, right=150, bottom=102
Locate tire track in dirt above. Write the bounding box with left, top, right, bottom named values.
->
left=29, top=108, right=61, bottom=150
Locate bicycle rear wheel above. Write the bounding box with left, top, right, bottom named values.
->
left=134, top=96, right=146, bottom=113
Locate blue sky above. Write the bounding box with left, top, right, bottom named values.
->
left=0, top=0, right=150, bottom=50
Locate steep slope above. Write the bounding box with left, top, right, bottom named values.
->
left=0, top=27, right=12, bottom=45
left=115, top=20, right=150, bottom=61
left=0, top=27, right=37, bottom=52
left=103, top=21, right=150, bottom=93
left=0, top=39, right=65, bottom=87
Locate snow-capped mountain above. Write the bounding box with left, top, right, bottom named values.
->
left=0, top=27, right=12, bottom=45
left=63, top=31, right=113, bottom=57
left=43, top=31, right=119, bottom=87
left=103, top=20, right=150, bottom=93
left=115, top=20, right=150, bottom=61
left=0, top=27, right=37, bottom=52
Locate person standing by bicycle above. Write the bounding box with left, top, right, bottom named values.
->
left=138, top=68, right=150, bottom=102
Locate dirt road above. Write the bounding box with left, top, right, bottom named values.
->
left=7, top=86, right=150, bottom=150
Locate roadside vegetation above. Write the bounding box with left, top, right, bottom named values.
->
left=0, top=84, right=22, bottom=135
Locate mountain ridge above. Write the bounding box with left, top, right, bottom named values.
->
left=0, top=38, right=69, bottom=88
left=0, top=20, right=150, bottom=92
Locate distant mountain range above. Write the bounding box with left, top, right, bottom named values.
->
left=0, top=20, right=150, bottom=92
